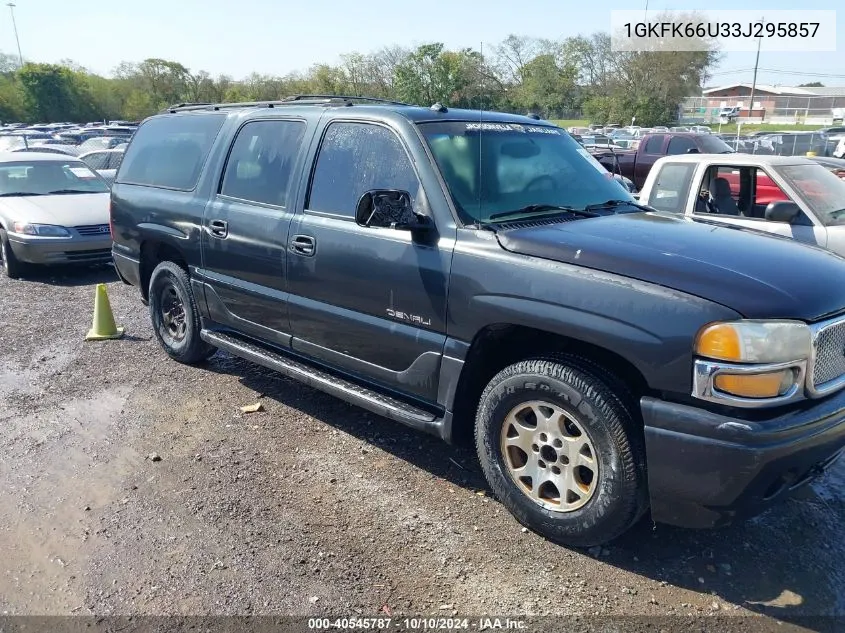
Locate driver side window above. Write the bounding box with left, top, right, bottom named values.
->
left=308, top=122, right=420, bottom=218
left=667, top=137, right=696, bottom=155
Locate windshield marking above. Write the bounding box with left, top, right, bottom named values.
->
left=464, top=123, right=560, bottom=135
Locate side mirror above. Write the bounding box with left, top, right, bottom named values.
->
left=765, top=200, right=801, bottom=223
left=686, top=147, right=700, bottom=154
left=355, top=189, right=433, bottom=234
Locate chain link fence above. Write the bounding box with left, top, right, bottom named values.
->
left=680, top=95, right=845, bottom=125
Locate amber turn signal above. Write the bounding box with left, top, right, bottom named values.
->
left=714, top=370, right=794, bottom=399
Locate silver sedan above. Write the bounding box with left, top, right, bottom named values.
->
left=0, top=152, right=113, bottom=279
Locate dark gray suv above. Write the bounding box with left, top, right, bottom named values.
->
left=109, top=96, right=845, bottom=546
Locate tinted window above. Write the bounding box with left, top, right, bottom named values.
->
left=420, top=121, right=634, bottom=223
left=109, top=152, right=124, bottom=170
left=779, top=164, right=845, bottom=223
left=220, top=120, right=306, bottom=207
left=643, top=135, right=664, bottom=154
left=697, top=135, right=735, bottom=153
left=83, top=152, right=110, bottom=170
left=667, top=136, right=696, bottom=155
left=648, top=163, right=695, bottom=213
left=116, top=114, right=225, bottom=190
left=308, top=122, right=419, bottom=216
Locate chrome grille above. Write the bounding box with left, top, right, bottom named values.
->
left=812, top=318, right=845, bottom=388
left=74, top=224, right=111, bottom=236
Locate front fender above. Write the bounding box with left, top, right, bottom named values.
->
left=446, top=239, right=743, bottom=396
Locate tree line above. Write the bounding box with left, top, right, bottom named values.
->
left=0, top=31, right=717, bottom=127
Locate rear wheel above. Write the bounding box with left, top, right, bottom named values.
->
left=475, top=358, right=648, bottom=547
left=148, top=261, right=215, bottom=364
left=0, top=229, right=25, bottom=279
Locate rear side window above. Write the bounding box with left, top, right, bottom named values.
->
left=116, top=114, right=225, bottom=190
left=220, top=119, right=306, bottom=207
left=648, top=163, right=696, bottom=213
left=307, top=122, right=419, bottom=217
left=84, top=152, right=110, bottom=171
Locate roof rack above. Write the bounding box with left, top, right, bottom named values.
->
left=282, top=94, right=411, bottom=106
left=162, top=95, right=412, bottom=114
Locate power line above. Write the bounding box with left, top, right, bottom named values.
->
left=710, top=68, right=845, bottom=78
left=757, top=69, right=845, bottom=78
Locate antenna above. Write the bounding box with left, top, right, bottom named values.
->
left=477, top=41, right=484, bottom=220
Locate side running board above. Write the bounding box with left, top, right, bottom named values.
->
left=200, top=330, right=442, bottom=435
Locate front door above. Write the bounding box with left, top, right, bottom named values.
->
left=201, top=118, right=308, bottom=342
left=689, top=164, right=826, bottom=246
left=286, top=120, right=451, bottom=402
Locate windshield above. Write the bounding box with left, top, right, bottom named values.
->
left=0, top=161, right=109, bottom=196
left=776, top=163, right=845, bottom=224
left=419, top=121, right=633, bottom=223
left=697, top=135, right=734, bottom=153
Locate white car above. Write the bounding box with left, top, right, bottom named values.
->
left=833, top=136, right=845, bottom=159
left=638, top=153, right=845, bottom=256
left=0, top=152, right=112, bottom=278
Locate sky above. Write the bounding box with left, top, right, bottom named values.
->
left=0, top=0, right=842, bottom=88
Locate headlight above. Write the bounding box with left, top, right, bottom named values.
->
left=695, top=320, right=811, bottom=364
left=693, top=320, right=811, bottom=403
left=12, top=223, right=71, bottom=237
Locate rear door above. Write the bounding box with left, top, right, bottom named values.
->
left=200, top=118, right=310, bottom=343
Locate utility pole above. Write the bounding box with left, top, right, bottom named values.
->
left=7, top=2, right=23, bottom=67
left=747, top=19, right=763, bottom=122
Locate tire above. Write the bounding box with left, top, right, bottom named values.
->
left=148, top=261, right=216, bottom=364
left=0, top=228, right=25, bottom=279
left=475, top=358, right=648, bottom=547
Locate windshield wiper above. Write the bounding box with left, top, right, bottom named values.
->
left=0, top=191, right=42, bottom=197
left=488, top=204, right=600, bottom=221
left=583, top=199, right=653, bottom=213
left=47, top=189, right=95, bottom=195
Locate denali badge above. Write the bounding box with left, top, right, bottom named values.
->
left=386, top=308, right=431, bottom=326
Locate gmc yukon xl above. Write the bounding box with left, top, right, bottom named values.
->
left=110, top=96, right=845, bottom=547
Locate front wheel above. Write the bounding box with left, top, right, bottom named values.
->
left=148, top=261, right=216, bottom=364
left=475, top=358, right=648, bottom=547
left=0, top=229, right=26, bottom=279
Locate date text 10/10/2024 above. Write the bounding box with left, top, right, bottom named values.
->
left=307, top=617, right=528, bottom=630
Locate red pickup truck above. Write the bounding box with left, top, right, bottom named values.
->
left=593, top=132, right=735, bottom=190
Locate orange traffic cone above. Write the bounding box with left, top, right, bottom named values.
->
left=85, top=283, right=125, bottom=341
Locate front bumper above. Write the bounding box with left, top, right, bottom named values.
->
left=642, top=391, right=845, bottom=529
left=8, top=233, right=113, bottom=265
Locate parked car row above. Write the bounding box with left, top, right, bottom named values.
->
left=715, top=128, right=845, bottom=158
left=0, top=121, right=136, bottom=183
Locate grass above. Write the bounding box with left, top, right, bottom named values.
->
left=550, top=119, right=589, bottom=129
left=548, top=119, right=828, bottom=134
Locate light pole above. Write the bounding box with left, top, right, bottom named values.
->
left=7, top=2, right=23, bottom=67
left=748, top=18, right=763, bottom=123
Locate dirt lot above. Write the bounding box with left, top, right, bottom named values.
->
left=0, top=266, right=843, bottom=631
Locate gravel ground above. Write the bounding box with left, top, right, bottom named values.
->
left=0, top=266, right=843, bottom=632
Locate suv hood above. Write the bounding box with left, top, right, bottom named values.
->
left=0, top=193, right=110, bottom=227
left=496, top=212, right=845, bottom=322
